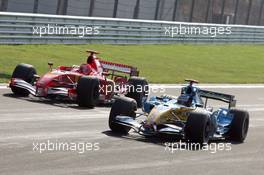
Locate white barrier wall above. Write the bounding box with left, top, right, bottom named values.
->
left=0, top=12, right=264, bottom=44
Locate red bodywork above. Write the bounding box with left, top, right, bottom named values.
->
left=10, top=58, right=139, bottom=102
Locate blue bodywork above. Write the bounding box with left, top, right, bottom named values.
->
left=142, top=85, right=234, bottom=137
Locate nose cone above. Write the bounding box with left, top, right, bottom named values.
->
left=146, top=106, right=169, bottom=125
left=146, top=106, right=193, bottom=125
left=36, top=72, right=59, bottom=87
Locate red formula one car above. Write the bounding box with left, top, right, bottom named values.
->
left=9, top=50, right=148, bottom=108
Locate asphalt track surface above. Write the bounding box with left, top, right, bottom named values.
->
left=0, top=85, right=264, bottom=175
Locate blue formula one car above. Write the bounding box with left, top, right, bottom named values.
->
left=108, top=79, right=249, bottom=144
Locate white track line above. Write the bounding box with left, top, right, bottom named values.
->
left=0, top=130, right=106, bottom=141
left=0, top=86, right=8, bottom=89
left=1, top=84, right=264, bottom=89
left=0, top=114, right=107, bottom=123
left=150, top=84, right=264, bottom=89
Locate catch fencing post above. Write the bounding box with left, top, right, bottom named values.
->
left=113, top=0, right=118, bottom=18
left=246, top=0, right=252, bottom=25
left=172, top=0, right=178, bottom=21
left=133, top=0, right=140, bottom=19
left=205, top=0, right=211, bottom=22
left=0, top=0, right=8, bottom=11
left=56, top=0, right=68, bottom=15
left=258, top=0, right=264, bottom=25
left=33, top=0, right=39, bottom=13
left=189, top=0, right=195, bottom=22
left=154, top=0, right=161, bottom=20
left=89, top=0, right=95, bottom=16
left=233, top=0, right=239, bottom=24
left=220, top=0, right=226, bottom=23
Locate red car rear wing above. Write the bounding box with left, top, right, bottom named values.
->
left=99, top=60, right=139, bottom=77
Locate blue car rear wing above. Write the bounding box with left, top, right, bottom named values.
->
left=198, top=89, right=236, bottom=109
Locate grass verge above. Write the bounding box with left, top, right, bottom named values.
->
left=0, top=44, right=264, bottom=83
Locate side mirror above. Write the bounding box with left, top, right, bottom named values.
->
left=48, top=62, right=53, bottom=71
left=32, top=74, right=40, bottom=83
left=229, top=100, right=236, bottom=108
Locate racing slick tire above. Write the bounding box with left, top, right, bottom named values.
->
left=109, top=96, right=137, bottom=134
left=185, top=112, right=211, bottom=144
left=11, top=63, right=37, bottom=96
left=228, top=109, right=249, bottom=143
left=126, top=77, right=148, bottom=108
left=77, top=76, right=100, bottom=108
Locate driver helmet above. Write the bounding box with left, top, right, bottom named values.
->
left=177, top=94, right=193, bottom=106
left=79, top=64, right=92, bottom=75
left=178, top=85, right=197, bottom=107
